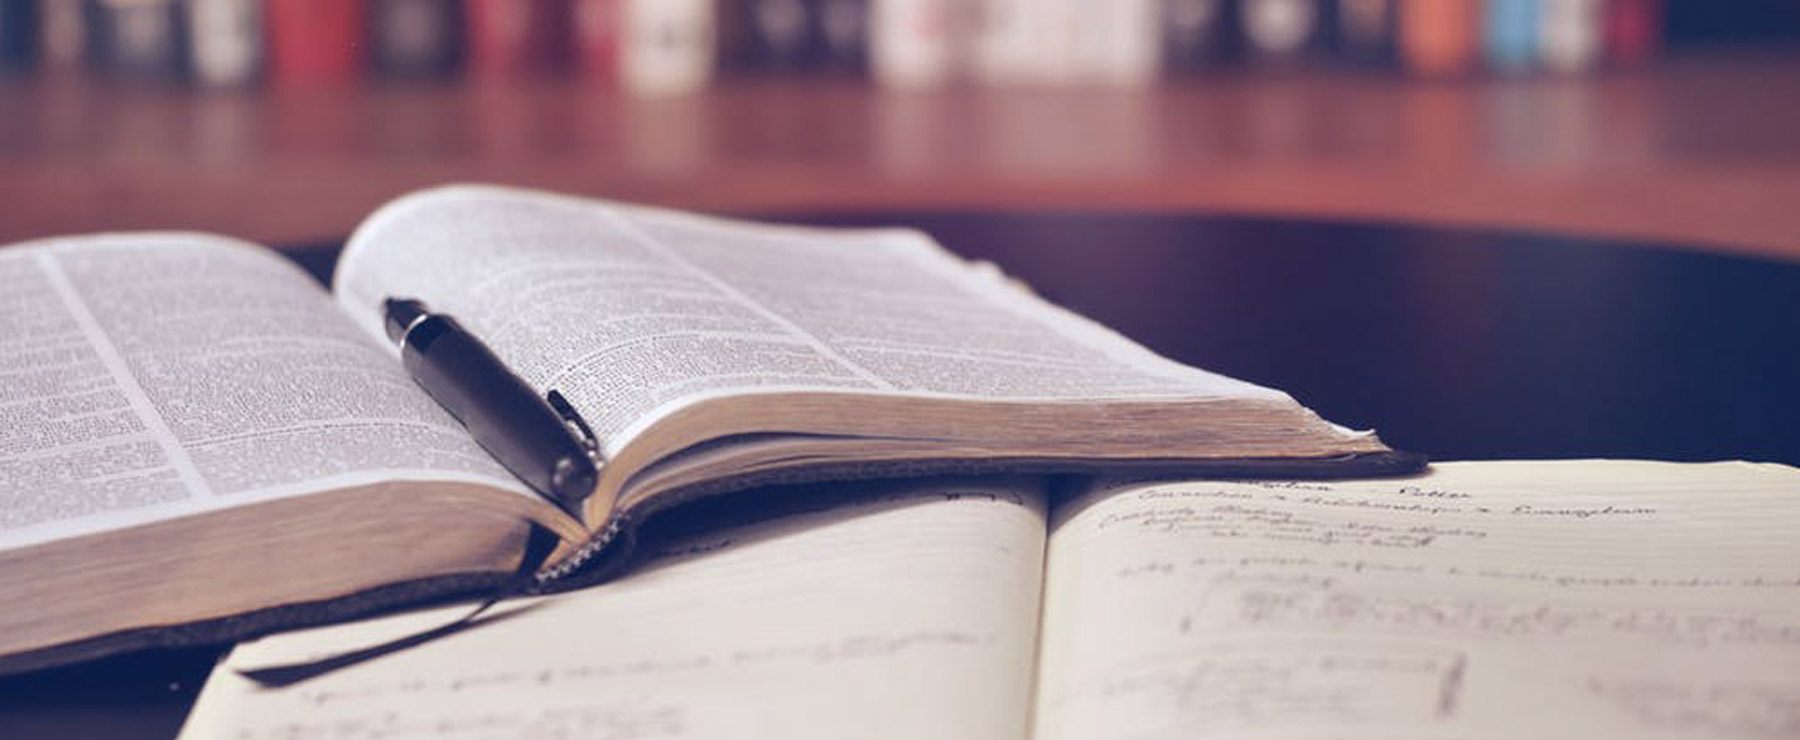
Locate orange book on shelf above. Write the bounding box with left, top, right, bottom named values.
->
left=266, top=0, right=364, bottom=87
left=1398, top=0, right=1478, bottom=76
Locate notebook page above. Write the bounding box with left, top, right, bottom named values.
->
left=0, top=235, right=523, bottom=552
left=180, top=479, right=1048, bottom=740
left=1033, top=460, right=1800, bottom=740
left=334, top=185, right=1284, bottom=455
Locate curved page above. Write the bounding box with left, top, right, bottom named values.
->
left=181, top=479, right=1049, bottom=740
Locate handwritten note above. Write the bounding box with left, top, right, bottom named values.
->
left=180, top=480, right=1049, bottom=740
left=1034, top=460, right=1800, bottom=740
left=1081, top=640, right=1466, bottom=737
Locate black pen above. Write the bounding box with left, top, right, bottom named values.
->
left=383, top=297, right=599, bottom=516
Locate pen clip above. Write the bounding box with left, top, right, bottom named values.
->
left=546, top=390, right=603, bottom=463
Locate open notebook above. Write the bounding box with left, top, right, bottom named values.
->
left=0, top=185, right=1413, bottom=673
left=180, top=460, right=1800, bottom=740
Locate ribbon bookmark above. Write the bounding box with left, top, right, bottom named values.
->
left=236, top=524, right=563, bottom=688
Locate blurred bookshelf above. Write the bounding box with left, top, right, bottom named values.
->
left=3, top=0, right=1800, bottom=259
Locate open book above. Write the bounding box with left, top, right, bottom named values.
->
left=0, top=185, right=1412, bottom=673
left=179, top=460, right=1800, bottom=740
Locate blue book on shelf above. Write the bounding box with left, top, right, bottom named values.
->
left=1484, top=0, right=1540, bottom=69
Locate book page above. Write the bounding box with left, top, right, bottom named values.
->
left=180, top=478, right=1049, bottom=740
left=0, top=235, right=526, bottom=551
left=1033, top=461, right=1800, bottom=740
left=334, top=185, right=1287, bottom=455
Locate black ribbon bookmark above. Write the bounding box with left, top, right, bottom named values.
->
left=236, top=524, right=563, bottom=688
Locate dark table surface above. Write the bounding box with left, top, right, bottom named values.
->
left=4, top=211, right=1798, bottom=739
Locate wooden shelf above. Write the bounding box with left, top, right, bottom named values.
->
left=5, top=51, right=1800, bottom=260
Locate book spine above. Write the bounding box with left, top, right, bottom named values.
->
left=973, top=0, right=1040, bottom=85
left=1242, top=0, right=1325, bottom=62
left=1398, top=0, right=1478, bottom=77
left=1484, top=0, right=1541, bottom=70
left=1539, top=0, right=1602, bottom=72
left=1603, top=0, right=1658, bottom=67
left=0, top=0, right=37, bottom=72
left=184, top=0, right=262, bottom=87
left=1068, top=0, right=1160, bottom=85
left=815, top=0, right=869, bottom=72
left=266, top=0, right=364, bottom=88
left=572, top=0, right=621, bottom=84
left=1036, top=0, right=1079, bottom=83
left=870, top=0, right=957, bottom=88
left=465, top=0, right=565, bottom=82
left=37, top=0, right=84, bottom=75
left=617, top=0, right=715, bottom=95
left=86, top=0, right=186, bottom=81
left=370, top=0, right=463, bottom=79
left=1334, top=0, right=1395, bottom=63
left=743, top=0, right=816, bottom=71
left=1163, top=0, right=1236, bottom=71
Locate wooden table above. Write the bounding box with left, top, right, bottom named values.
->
left=5, top=51, right=1800, bottom=260
left=2, top=211, right=1798, bottom=738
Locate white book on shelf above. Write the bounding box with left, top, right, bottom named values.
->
left=1539, top=0, right=1603, bottom=72
left=871, top=0, right=961, bottom=88
left=621, top=0, right=717, bottom=95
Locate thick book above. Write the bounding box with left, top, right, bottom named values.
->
left=179, top=460, right=1800, bottom=739
left=0, top=185, right=1414, bottom=674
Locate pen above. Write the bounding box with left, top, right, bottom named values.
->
left=383, top=297, right=598, bottom=516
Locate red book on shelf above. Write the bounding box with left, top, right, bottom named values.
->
left=1604, top=0, right=1659, bottom=67
left=466, top=0, right=572, bottom=81
left=266, top=0, right=364, bottom=87
left=572, top=0, right=623, bottom=84
left=1398, top=0, right=1477, bottom=77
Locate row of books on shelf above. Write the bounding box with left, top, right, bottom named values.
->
left=0, top=0, right=1663, bottom=93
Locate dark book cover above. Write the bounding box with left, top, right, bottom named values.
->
left=1163, top=0, right=1240, bottom=71
left=745, top=0, right=816, bottom=70
left=85, top=0, right=186, bottom=81
left=370, top=0, right=463, bottom=79
left=0, top=0, right=38, bottom=72
left=815, top=0, right=868, bottom=72
left=1334, top=0, right=1395, bottom=63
